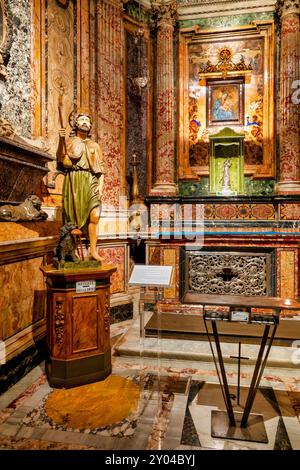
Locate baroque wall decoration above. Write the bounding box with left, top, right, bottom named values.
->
left=178, top=20, right=275, bottom=181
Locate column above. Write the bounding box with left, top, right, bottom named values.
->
left=93, top=0, right=124, bottom=207
left=151, top=0, right=177, bottom=194
left=276, top=0, right=300, bottom=194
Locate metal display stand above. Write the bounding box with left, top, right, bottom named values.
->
left=187, top=293, right=300, bottom=444
left=204, top=312, right=278, bottom=443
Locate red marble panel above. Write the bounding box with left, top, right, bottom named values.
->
left=279, top=14, right=300, bottom=184
left=94, top=1, right=123, bottom=208
left=280, top=204, right=300, bottom=220
left=251, top=204, right=275, bottom=220
left=99, top=245, right=125, bottom=294
left=215, top=204, right=237, bottom=220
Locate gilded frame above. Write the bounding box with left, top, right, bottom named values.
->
left=178, top=21, right=275, bottom=180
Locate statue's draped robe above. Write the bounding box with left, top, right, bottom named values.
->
left=63, top=136, right=105, bottom=229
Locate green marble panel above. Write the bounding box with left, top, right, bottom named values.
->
left=179, top=179, right=210, bottom=196
left=244, top=178, right=275, bottom=196
left=179, top=178, right=275, bottom=196
left=179, top=11, right=274, bottom=29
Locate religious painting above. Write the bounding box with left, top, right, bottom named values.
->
left=178, top=21, right=275, bottom=180
left=206, top=78, right=244, bottom=126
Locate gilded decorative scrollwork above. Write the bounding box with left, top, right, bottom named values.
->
left=188, top=253, right=269, bottom=296
left=55, top=297, right=65, bottom=344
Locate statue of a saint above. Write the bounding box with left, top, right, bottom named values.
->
left=221, top=158, right=231, bottom=192
left=56, top=112, right=105, bottom=263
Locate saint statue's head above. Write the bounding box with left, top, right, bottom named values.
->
left=69, top=110, right=93, bottom=137
left=74, top=113, right=92, bottom=133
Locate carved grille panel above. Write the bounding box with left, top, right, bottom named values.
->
left=187, top=252, right=272, bottom=296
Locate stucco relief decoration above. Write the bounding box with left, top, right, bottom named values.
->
left=46, top=0, right=74, bottom=193
left=188, top=38, right=264, bottom=168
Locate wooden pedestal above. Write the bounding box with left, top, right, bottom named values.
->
left=40, top=264, right=117, bottom=388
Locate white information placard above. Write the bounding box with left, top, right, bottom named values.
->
left=128, top=265, right=173, bottom=288
left=76, top=280, right=96, bottom=293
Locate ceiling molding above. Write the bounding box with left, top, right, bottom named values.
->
left=177, top=0, right=277, bottom=20
left=133, top=1, right=277, bottom=19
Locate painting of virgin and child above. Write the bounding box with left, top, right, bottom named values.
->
left=207, top=78, right=244, bottom=126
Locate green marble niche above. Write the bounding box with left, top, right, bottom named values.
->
left=209, top=128, right=245, bottom=195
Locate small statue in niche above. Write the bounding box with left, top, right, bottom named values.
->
left=221, top=158, right=231, bottom=193
left=0, top=195, right=48, bottom=221
left=52, top=222, right=81, bottom=269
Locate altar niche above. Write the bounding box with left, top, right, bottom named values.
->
left=209, top=127, right=245, bottom=195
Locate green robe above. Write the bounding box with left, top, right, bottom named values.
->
left=62, top=137, right=105, bottom=229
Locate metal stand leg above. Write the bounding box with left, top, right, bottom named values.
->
left=241, top=323, right=277, bottom=427
left=204, top=317, right=235, bottom=426
left=237, top=341, right=241, bottom=406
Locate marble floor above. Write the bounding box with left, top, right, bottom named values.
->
left=0, top=317, right=300, bottom=451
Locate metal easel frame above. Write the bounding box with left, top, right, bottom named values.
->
left=203, top=307, right=279, bottom=443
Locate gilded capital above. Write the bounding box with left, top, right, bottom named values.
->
left=151, top=0, right=178, bottom=28
left=276, top=0, right=300, bottom=17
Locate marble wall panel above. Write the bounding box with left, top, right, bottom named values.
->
left=280, top=204, right=300, bottom=220
left=0, top=221, right=60, bottom=242
left=99, top=245, right=126, bottom=294
left=163, top=248, right=177, bottom=299
left=94, top=1, right=124, bottom=208
left=0, top=257, right=45, bottom=341
left=0, top=0, right=31, bottom=137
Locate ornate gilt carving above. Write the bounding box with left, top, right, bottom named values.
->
left=151, top=0, right=177, bottom=27
left=188, top=253, right=269, bottom=296
left=55, top=297, right=65, bottom=344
